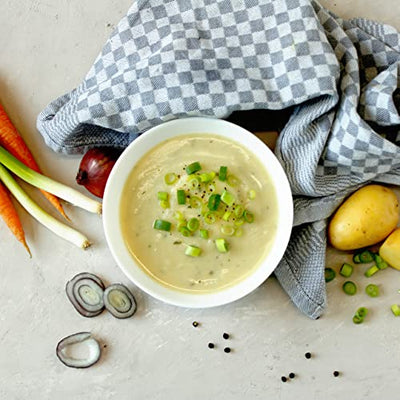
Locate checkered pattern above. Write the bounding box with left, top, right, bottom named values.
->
left=37, top=0, right=400, bottom=318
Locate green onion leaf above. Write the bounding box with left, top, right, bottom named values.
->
left=324, top=268, right=336, bottom=283
left=364, top=265, right=379, bottom=278
left=187, top=218, right=200, bottom=232
left=153, top=219, right=171, bottom=232
left=179, top=226, right=191, bottom=237
left=185, top=245, right=202, bottom=257
left=365, top=284, right=379, bottom=297
left=215, top=238, right=229, bottom=253
left=221, top=190, right=235, bottom=206
left=339, top=263, right=353, bottom=278
left=177, top=189, right=186, bottom=205
left=391, top=304, right=400, bottom=316
left=219, top=166, right=227, bottom=181
left=164, top=173, right=178, bottom=185
left=199, top=229, right=209, bottom=239
left=208, top=194, right=221, bottom=211
left=186, top=162, right=202, bottom=175
left=342, top=281, right=357, bottom=295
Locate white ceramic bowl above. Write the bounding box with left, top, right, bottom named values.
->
left=103, top=117, right=293, bottom=308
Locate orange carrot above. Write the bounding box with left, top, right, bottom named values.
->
left=0, top=180, right=31, bottom=256
left=0, top=103, right=68, bottom=220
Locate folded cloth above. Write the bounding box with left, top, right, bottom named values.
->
left=37, top=0, right=400, bottom=318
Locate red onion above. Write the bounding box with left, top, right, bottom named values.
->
left=76, top=147, right=122, bottom=198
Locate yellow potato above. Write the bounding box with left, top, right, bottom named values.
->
left=328, top=185, right=399, bottom=251
left=379, top=228, right=400, bottom=270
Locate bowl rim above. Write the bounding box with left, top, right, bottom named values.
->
left=103, top=117, right=293, bottom=308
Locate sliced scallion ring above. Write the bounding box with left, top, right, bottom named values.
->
left=177, top=189, right=186, bottom=205
left=203, top=211, right=217, bottom=224
left=186, top=162, right=202, bottom=175
left=199, top=229, right=209, bottom=239
left=189, top=196, right=202, bottom=209
left=66, top=272, right=105, bottom=318
left=164, top=173, right=177, bottom=185
left=219, top=166, right=227, bottom=181
left=221, top=224, right=235, bottom=236
left=215, top=238, right=229, bottom=253
left=185, top=245, right=202, bottom=257
left=103, top=284, right=137, bottom=319
left=208, top=194, right=221, bottom=211
left=243, top=210, right=254, bottom=223
left=365, top=284, right=379, bottom=297
left=324, top=268, right=336, bottom=283
left=221, top=190, right=235, bottom=206
left=339, top=263, right=353, bottom=278
left=153, top=219, right=171, bottom=231
left=187, top=218, right=200, bottom=232
left=342, top=281, right=357, bottom=295
left=227, top=174, right=240, bottom=187
left=364, top=265, right=379, bottom=278
left=56, top=332, right=101, bottom=369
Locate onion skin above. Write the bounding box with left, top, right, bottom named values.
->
left=76, top=147, right=122, bottom=198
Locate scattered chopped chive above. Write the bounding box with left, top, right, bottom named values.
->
left=221, top=224, right=235, bottom=236
left=223, top=333, right=230, bottom=339
left=223, top=347, right=231, bottom=353
left=391, top=304, right=400, bottom=316
left=174, top=211, right=184, bottom=221
left=364, top=265, right=379, bottom=278
left=305, top=352, right=312, bottom=359
left=186, top=162, right=201, bottom=175
left=179, top=226, right=191, bottom=237
left=227, top=175, right=240, bottom=187
left=356, top=307, right=368, bottom=319
left=374, top=254, right=388, bottom=270
left=359, top=250, right=375, bottom=263
left=219, top=166, right=227, bottom=181
left=189, top=196, right=202, bottom=209
left=199, top=229, right=209, bottom=239
left=234, top=218, right=245, bottom=226
left=177, top=189, right=186, bottom=205
left=288, top=373, right=295, bottom=379
left=281, top=376, right=287, bottom=383
left=234, top=227, right=243, bottom=237
left=192, top=321, right=199, bottom=327
left=208, top=194, right=221, bottom=211
left=221, top=190, right=235, bottom=206
left=243, top=210, right=254, bottom=223
left=185, top=245, right=202, bottom=257
left=157, top=191, right=169, bottom=201
left=339, top=263, right=353, bottom=278
left=333, top=371, right=340, bottom=377
left=365, top=284, right=379, bottom=297
left=325, top=268, right=336, bottom=282
left=352, top=253, right=361, bottom=264
left=342, top=281, right=357, bottom=295
left=153, top=219, right=171, bottom=231
left=208, top=343, right=215, bottom=349
left=203, top=212, right=217, bottom=224
left=199, top=172, right=216, bottom=183
left=215, top=238, right=229, bottom=253
left=234, top=205, right=244, bottom=218
left=164, top=173, right=177, bottom=185
left=159, top=200, right=170, bottom=209
left=222, top=211, right=231, bottom=221
left=248, top=189, right=256, bottom=200
left=187, top=218, right=200, bottom=232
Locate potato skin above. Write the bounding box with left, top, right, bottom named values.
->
left=379, top=228, right=400, bottom=270
left=328, top=185, right=399, bottom=251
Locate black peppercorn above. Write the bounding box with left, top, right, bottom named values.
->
left=208, top=343, right=215, bottom=349
left=281, top=376, right=287, bottom=382
left=289, top=373, right=295, bottom=379
left=192, top=321, right=199, bottom=327
left=224, top=347, right=231, bottom=353
left=223, top=333, right=230, bottom=340
left=305, top=352, right=312, bottom=359
left=333, top=371, right=340, bottom=377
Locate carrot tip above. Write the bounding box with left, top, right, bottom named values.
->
left=23, top=240, right=32, bottom=258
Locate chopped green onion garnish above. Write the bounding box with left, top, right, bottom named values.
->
left=164, top=173, right=177, bottom=185
left=359, top=250, right=375, bottom=263
left=159, top=200, right=170, bottom=209
left=234, top=218, right=245, bottom=226
left=187, top=218, right=200, bottom=232
left=356, top=307, right=368, bottom=319
left=234, top=227, right=243, bottom=237
left=219, top=166, right=227, bottom=181
left=227, top=174, right=240, bottom=187
left=203, top=212, right=217, bottom=224
left=189, top=196, right=202, bottom=209
left=222, top=211, right=231, bottom=221
left=199, top=229, right=209, bottom=239
left=179, top=226, right=191, bottom=237
left=221, top=225, right=235, bottom=236
left=174, top=211, right=184, bottom=221
left=215, top=238, right=229, bottom=253
left=208, top=194, right=221, bottom=211
left=364, top=265, right=379, bottom=277
left=234, top=205, right=244, bottom=218
left=185, top=245, right=202, bottom=257
left=342, top=281, right=357, bottom=295
left=153, top=219, right=171, bottom=231
left=199, top=172, right=216, bottom=182
left=324, top=268, right=336, bottom=283
left=187, top=175, right=201, bottom=189
left=248, top=189, right=256, bottom=200
left=221, top=190, right=235, bottom=206
left=339, top=263, right=353, bottom=278
left=177, top=189, right=186, bottom=205
left=157, top=191, right=169, bottom=201
left=365, top=284, right=379, bottom=297
left=243, top=210, right=254, bottom=223
left=186, top=162, right=202, bottom=175
left=391, top=304, right=400, bottom=316
left=352, top=253, right=361, bottom=264
left=353, top=314, right=364, bottom=324
left=374, top=254, right=388, bottom=270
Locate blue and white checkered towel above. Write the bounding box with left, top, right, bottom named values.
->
left=37, top=0, right=400, bottom=318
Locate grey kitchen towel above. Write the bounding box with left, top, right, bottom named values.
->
left=37, top=0, right=400, bottom=318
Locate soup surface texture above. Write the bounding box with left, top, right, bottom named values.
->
left=120, top=134, right=278, bottom=293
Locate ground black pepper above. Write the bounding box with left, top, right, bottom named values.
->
left=208, top=343, right=215, bottom=349
left=223, top=347, right=231, bottom=353
left=333, top=371, right=340, bottom=377
left=281, top=376, right=287, bottom=383
left=223, top=333, right=230, bottom=339
left=305, top=352, right=312, bottom=359
left=192, top=321, right=199, bottom=327
left=289, top=373, right=295, bottom=379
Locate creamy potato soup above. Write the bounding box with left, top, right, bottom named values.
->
left=120, top=134, right=278, bottom=293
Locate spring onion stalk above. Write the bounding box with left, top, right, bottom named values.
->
left=365, top=284, right=379, bottom=297
left=339, top=263, right=353, bottom=278
left=221, top=225, right=235, bottom=236
left=359, top=250, right=375, bottom=263
left=153, top=219, right=171, bottom=231
left=219, top=166, right=227, bottom=181
left=185, top=245, right=202, bottom=257
left=391, top=304, right=400, bottom=317
left=221, top=190, right=235, bottom=206
left=324, top=268, right=336, bottom=282
left=0, top=146, right=101, bottom=214
left=374, top=254, right=388, bottom=270
left=186, top=162, right=201, bottom=175
left=234, top=205, right=244, bottom=218
left=342, top=281, right=357, bottom=295
left=177, top=190, right=186, bottom=205
left=364, top=265, right=379, bottom=277
left=164, top=173, right=177, bottom=185
left=215, top=238, right=229, bottom=253
left=199, top=229, right=209, bottom=239
left=208, top=194, right=221, bottom=211
left=157, top=191, right=168, bottom=201
left=0, top=164, right=90, bottom=249
left=244, top=210, right=254, bottom=223
left=189, top=196, right=202, bottom=209
left=187, top=218, right=200, bottom=232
